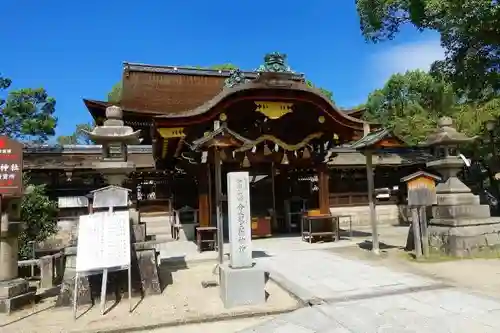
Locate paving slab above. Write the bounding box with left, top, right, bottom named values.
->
left=240, top=289, right=500, bottom=333
left=240, top=249, right=500, bottom=333
left=255, top=250, right=438, bottom=304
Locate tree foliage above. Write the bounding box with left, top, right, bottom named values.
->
left=108, top=81, right=122, bottom=104
left=57, top=122, right=95, bottom=145
left=0, top=75, right=58, bottom=256
left=18, top=181, right=58, bottom=259
left=0, top=74, right=57, bottom=143
left=364, top=70, right=500, bottom=147
left=356, top=0, right=500, bottom=101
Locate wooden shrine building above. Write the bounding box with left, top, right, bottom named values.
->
left=24, top=53, right=431, bottom=237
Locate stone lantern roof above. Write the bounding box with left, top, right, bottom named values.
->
left=422, top=117, right=477, bottom=147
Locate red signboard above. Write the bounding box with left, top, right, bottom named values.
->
left=0, top=136, right=23, bottom=197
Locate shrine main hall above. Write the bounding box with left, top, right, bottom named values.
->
left=24, top=53, right=426, bottom=240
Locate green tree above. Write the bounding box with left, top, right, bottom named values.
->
left=355, top=0, right=500, bottom=101
left=0, top=74, right=57, bottom=143
left=18, top=181, right=58, bottom=259
left=0, top=74, right=58, bottom=257
left=108, top=81, right=122, bottom=104
left=363, top=70, right=456, bottom=144
left=209, top=63, right=238, bottom=70
left=57, top=122, right=95, bottom=145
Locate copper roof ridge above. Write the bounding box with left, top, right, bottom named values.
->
left=123, top=62, right=306, bottom=79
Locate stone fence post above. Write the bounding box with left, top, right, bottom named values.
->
left=39, top=255, right=54, bottom=289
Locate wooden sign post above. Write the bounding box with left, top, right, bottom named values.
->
left=73, top=186, right=132, bottom=319
left=400, top=171, right=441, bottom=259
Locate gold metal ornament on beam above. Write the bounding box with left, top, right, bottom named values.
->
left=318, top=116, right=325, bottom=124
left=219, top=113, right=227, bottom=121
left=242, top=154, right=251, bottom=168
left=255, top=101, right=293, bottom=120
left=158, top=127, right=186, bottom=138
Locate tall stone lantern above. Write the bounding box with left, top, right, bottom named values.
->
left=424, top=117, right=500, bottom=256
left=82, top=105, right=141, bottom=185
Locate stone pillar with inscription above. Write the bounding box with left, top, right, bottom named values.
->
left=220, top=172, right=265, bottom=308
left=0, top=136, right=36, bottom=314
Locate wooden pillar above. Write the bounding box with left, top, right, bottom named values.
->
left=198, top=164, right=211, bottom=227
left=318, top=165, right=330, bottom=214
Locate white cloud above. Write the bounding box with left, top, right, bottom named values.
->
left=371, top=38, right=445, bottom=85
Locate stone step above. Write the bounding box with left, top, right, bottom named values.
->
left=152, top=234, right=174, bottom=242
left=146, top=225, right=172, bottom=236
left=141, top=215, right=173, bottom=223
left=142, top=219, right=171, bottom=228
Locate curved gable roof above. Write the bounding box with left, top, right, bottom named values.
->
left=155, top=72, right=371, bottom=131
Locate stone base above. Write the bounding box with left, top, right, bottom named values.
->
left=0, top=278, right=36, bottom=314
left=428, top=223, right=500, bottom=257
left=329, top=204, right=400, bottom=226
left=55, top=272, right=93, bottom=307
left=219, top=264, right=265, bottom=308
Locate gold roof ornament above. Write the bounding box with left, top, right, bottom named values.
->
left=255, top=101, right=293, bottom=120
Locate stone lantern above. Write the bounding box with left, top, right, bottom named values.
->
left=424, top=117, right=500, bottom=256
left=82, top=105, right=141, bottom=186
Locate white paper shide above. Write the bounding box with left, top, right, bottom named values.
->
left=227, top=172, right=252, bottom=268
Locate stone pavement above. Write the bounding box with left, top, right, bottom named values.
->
left=238, top=250, right=500, bottom=332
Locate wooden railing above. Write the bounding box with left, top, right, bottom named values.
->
left=18, top=251, right=65, bottom=289
left=329, top=192, right=398, bottom=207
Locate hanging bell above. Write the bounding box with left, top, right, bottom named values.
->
left=242, top=154, right=251, bottom=168
left=302, top=147, right=311, bottom=159
left=281, top=152, right=289, bottom=165
left=263, top=143, right=272, bottom=156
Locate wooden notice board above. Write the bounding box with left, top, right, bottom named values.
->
left=401, top=171, right=441, bottom=207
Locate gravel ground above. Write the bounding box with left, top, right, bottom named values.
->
left=0, top=263, right=298, bottom=333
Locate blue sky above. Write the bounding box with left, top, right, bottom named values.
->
left=1, top=0, right=443, bottom=137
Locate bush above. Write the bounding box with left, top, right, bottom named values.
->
left=18, top=183, right=58, bottom=259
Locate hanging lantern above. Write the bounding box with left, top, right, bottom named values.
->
left=251, top=146, right=257, bottom=153
left=294, top=150, right=298, bottom=157
left=219, top=149, right=227, bottom=161
left=263, top=143, right=272, bottom=156
left=281, top=152, right=289, bottom=165
left=242, top=154, right=251, bottom=168
left=274, top=143, right=279, bottom=152
left=303, top=147, right=311, bottom=159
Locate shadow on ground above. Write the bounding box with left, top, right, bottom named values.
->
left=358, top=240, right=402, bottom=251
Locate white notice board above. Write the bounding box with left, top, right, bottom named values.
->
left=76, top=211, right=131, bottom=273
